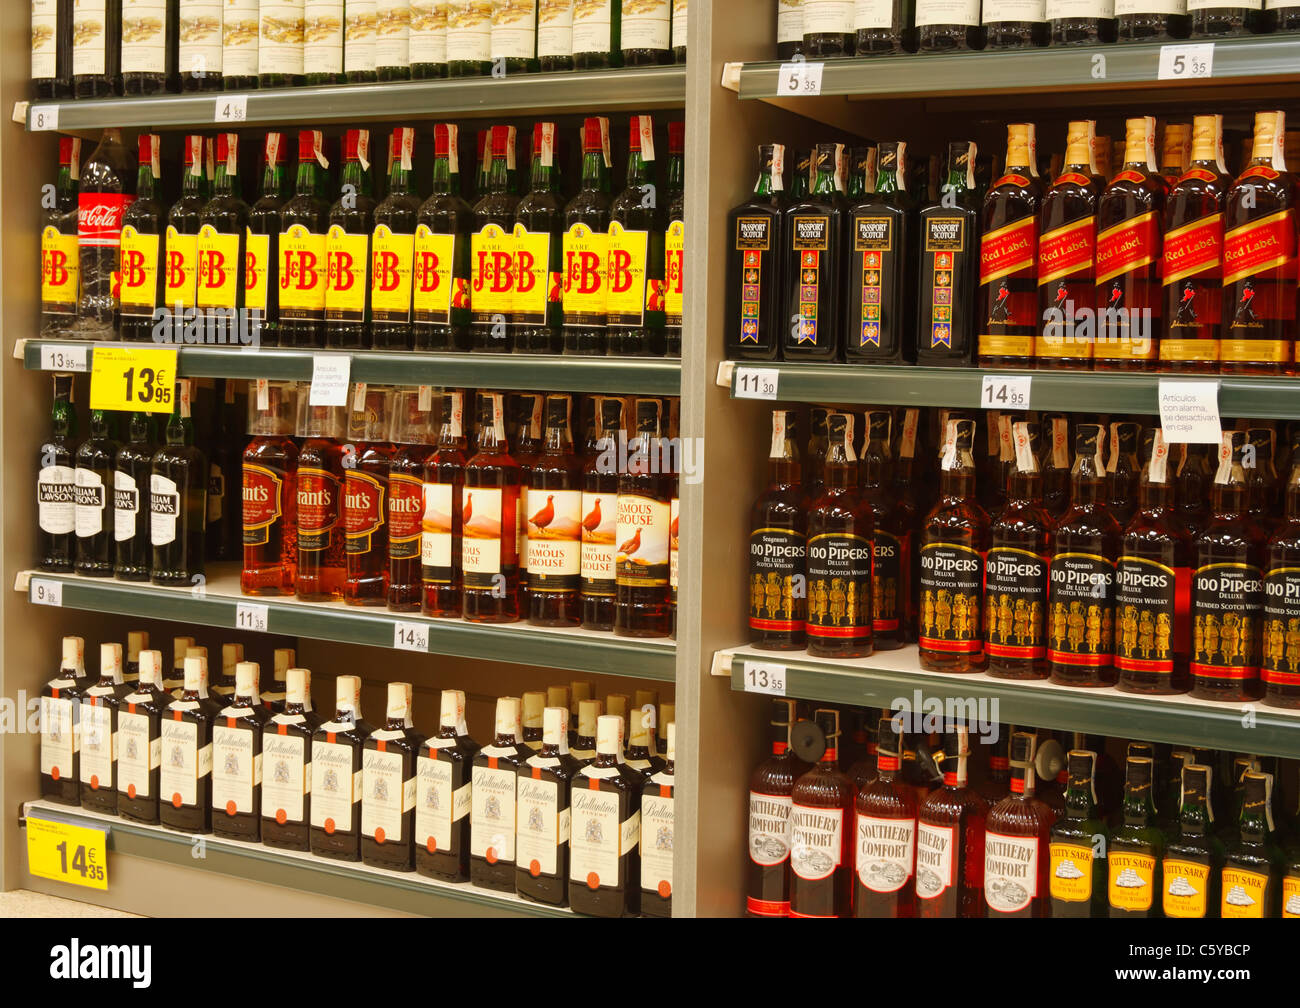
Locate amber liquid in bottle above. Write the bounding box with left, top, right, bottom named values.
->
left=569, top=714, right=644, bottom=917
left=415, top=689, right=479, bottom=882
left=296, top=408, right=347, bottom=602
left=310, top=676, right=372, bottom=862
left=917, top=725, right=989, bottom=918
left=614, top=399, right=673, bottom=638
left=582, top=397, right=625, bottom=631
left=862, top=411, right=907, bottom=650
left=242, top=382, right=299, bottom=596
left=640, top=720, right=676, bottom=917
left=463, top=393, right=521, bottom=623
left=471, top=697, right=526, bottom=892
left=79, top=644, right=125, bottom=816
left=983, top=732, right=1057, bottom=918
left=789, top=709, right=856, bottom=918
left=1263, top=450, right=1300, bottom=709
left=262, top=667, right=320, bottom=852
left=422, top=392, right=467, bottom=618
left=387, top=391, right=436, bottom=613
left=528, top=395, right=583, bottom=626
left=749, top=409, right=808, bottom=650
left=747, top=699, right=811, bottom=917
left=361, top=683, right=424, bottom=872
left=854, top=715, right=919, bottom=918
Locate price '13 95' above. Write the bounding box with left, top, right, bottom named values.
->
left=122, top=368, right=172, bottom=406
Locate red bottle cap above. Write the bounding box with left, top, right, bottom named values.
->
left=134, top=134, right=152, bottom=164
left=298, top=129, right=317, bottom=162
left=183, top=134, right=204, bottom=166
left=532, top=122, right=549, bottom=156
left=582, top=117, right=604, bottom=153
left=629, top=116, right=645, bottom=152
left=492, top=124, right=512, bottom=158
left=216, top=132, right=236, bottom=166
left=668, top=121, right=684, bottom=155
left=343, top=128, right=369, bottom=163
left=263, top=131, right=284, bottom=166
left=477, top=128, right=488, bottom=161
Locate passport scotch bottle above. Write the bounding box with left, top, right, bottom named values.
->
left=917, top=141, right=980, bottom=367
left=783, top=143, right=844, bottom=362
left=726, top=144, right=786, bottom=361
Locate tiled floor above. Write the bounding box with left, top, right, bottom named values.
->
left=0, top=889, right=139, bottom=917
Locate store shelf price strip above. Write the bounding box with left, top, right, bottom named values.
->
left=742, top=661, right=787, bottom=696
left=980, top=375, right=1031, bottom=410
left=89, top=347, right=178, bottom=414
left=26, top=815, right=108, bottom=890
left=735, top=367, right=780, bottom=400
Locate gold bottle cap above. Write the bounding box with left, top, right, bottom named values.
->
left=547, top=685, right=570, bottom=711
left=138, top=650, right=162, bottom=687
left=273, top=648, right=295, bottom=681
left=100, top=642, right=123, bottom=681
left=335, top=674, right=360, bottom=715
left=665, top=722, right=675, bottom=762
left=184, top=655, right=205, bottom=693
left=1005, top=123, right=1035, bottom=171
left=543, top=706, right=569, bottom=749
left=1063, top=120, right=1095, bottom=172
left=578, top=698, right=602, bottom=737
left=596, top=714, right=624, bottom=756
left=222, top=642, right=243, bottom=677
left=494, top=695, right=520, bottom=738
left=1252, top=110, right=1286, bottom=169
left=1124, top=116, right=1157, bottom=171
left=569, top=681, right=593, bottom=711
left=605, top=693, right=629, bottom=722
left=127, top=630, right=148, bottom=662
left=1161, top=122, right=1190, bottom=173
left=439, top=688, right=466, bottom=732
left=634, top=688, right=659, bottom=710
left=630, top=709, right=652, bottom=747
left=659, top=702, right=675, bottom=733
left=1189, top=114, right=1224, bottom=170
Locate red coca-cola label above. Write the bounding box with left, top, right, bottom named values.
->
left=980, top=215, right=1037, bottom=285
left=387, top=474, right=423, bottom=558
left=1163, top=212, right=1223, bottom=286
left=242, top=464, right=284, bottom=546
left=297, top=467, right=340, bottom=551
left=1096, top=211, right=1159, bottom=285
left=344, top=471, right=386, bottom=541
left=78, top=193, right=134, bottom=247
left=1224, top=209, right=1297, bottom=286
left=1038, top=216, right=1096, bottom=285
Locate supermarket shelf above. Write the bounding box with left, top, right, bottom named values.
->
left=15, top=568, right=675, bottom=681
left=715, top=644, right=1300, bottom=759
left=17, top=340, right=681, bottom=396
left=716, top=360, right=1300, bottom=419
left=20, top=801, right=571, bottom=918
left=19, top=66, right=686, bottom=132
left=729, top=34, right=1300, bottom=103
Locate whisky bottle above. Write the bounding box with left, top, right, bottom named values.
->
left=575, top=397, right=619, bottom=630
left=196, top=133, right=248, bottom=336
left=512, top=123, right=564, bottom=355
left=747, top=698, right=811, bottom=917
left=208, top=380, right=240, bottom=566
left=310, top=675, right=371, bottom=861
left=845, top=141, right=916, bottom=364
left=608, top=115, right=667, bottom=357
left=344, top=385, right=393, bottom=606
left=517, top=706, right=580, bottom=906
left=411, top=124, right=472, bottom=352
left=416, top=689, right=478, bottom=881
left=79, top=643, right=125, bottom=815
left=1048, top=0, right=1118, bottom=41
left=1107, top=756, right=1165, bottom=917
left=854, top=715, right=919, bottom=918
left=383, top=388, right=434, bottom=612
left=983, top=732, right=1057, bottom=917
left=38, top=373, right=77, bottom=573
left=789, top=709, right=855, bottom=918
left=1162, top=763, right=1224, bottom=917
left=471, top=696, right=526, bottom=892
left=1264, top=442, right=1300, bottom=709
left=979, top=124, right=1042, bottom=368
left=244, top=132, right=286, bottom=347
left=1220, top=771, right=1282, bottom=916
left=211, top=642, right=242, bottom=704
left=986, top=420, right=1052, bottom=680
left=1223, top=111, right=1296, bottom=375
left=806, top=412, right=873, bottom=658
left=160, top=655, right=219, bottom=835
left=1048, top=749, right=1109, bottom=917
left=917, top=141, right=980, bottom=367
left=164, top=636, right=193, bottom=699
left=1039, top=413, right=1072, bottom=520
left=664, top=121, right=685, bottom=358
left=296, top=404, right=346, bottom=601
left=916, top=725, right=988, bottom=918
left=165, top=136, right=208, bottom=324
left=1160, top=121, right=1192, bottom=188
left=984, top=0, right=1049, bottom=46
left=118, top=135, right=162, bottom=343
left=605, top=694, right=630, bottom=741
left=1118, top=0, right=1190, bottom=38
left=469, top=126, right=519, bottom=352
left=1117, top=429, right=1193, bottom=695
left=361, top=682, right=424, bottom=872
left=570, top=714, right=643, bottom=917
left=1037, top=120, right=1101, bottom=370
left=571, top=698, right=603, bottom=766
left=1244, top=427, right=1279, bottom=530
left=1048, top=424, right=1121, bottom=687
left=420, top=391, right=467, bottom=617
left=625, top=708, right=666, bottom=780
left=919, top=418, right=990, bottom=672
left=803, top=0, right=854, bottom=56
left=783, top=143, right=844, bottom=362
left=74, top=409, right=118, bottom=578
left=806, top=406, right=829, bottom=503
left=862, top=411, right=907, bottom=649
left=324, top=129, right=375, bottom=350
left=975, top=730, right=1012, bottom=807
left=1158, top=749, right=1191, bottom=834
left=526, top=394, right=583, bottom=625
left=463, top=391, right=522, bottom=622
left=751, top=409, right=809, bottom=650
left=641, top=720, right=676, bottom=917
left=242, top=380, right=299, bottom=597
left=370, top=128, right=420, bottom=351
left=1176, top=441, right=1213, bottom=537
left=1191, top=431, right=1266, bottom=702
left=1191, top=0, right=1264, bottom=34
left=564, top=118, right=614, bottom=356
left=150, top=380, right=208, bottom=587
left=40, top=132, right=80, bottom=338
left=727, top=144, right=788, bottom=362
left=519, top=691, right=545, bottom=753
left=917, top=0, right=983, bottom=47
left=277, top=130, right=330, bottom=348
left=40, top=636, right=86, bottom=806
left=614, top=398, right=673, bottom=637
left=261, top=648, right=294, bottom=714
left=1107, top=421, right=1143, bottom=527
left=117, top=649, right=166, bottom=824
left=212, top=661, right=268, bottom=842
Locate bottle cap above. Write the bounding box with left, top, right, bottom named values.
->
left=668, top=120, right=684, bottom=155
left=273, top=649, right=294, bottom=683
left=184, top=655, right=205, bottom=692
left=630, top=709, right=651, bottom=747
left=296, top=399, right=346, bottom=440
left=235, top=661, right=259, bottom=699
left=543, top=706, right=568, bottom=748
left=222, top=643, right=244, bottom=678
left=434, top=122, right=457, bottom=163
left=578, top=699, right=602, bottom=738
left=248, top=381, right=298, bottom=436
left=596, top=714, right=624, bottom=756
left=60, top=636, right=84, bottom=672
left=522, top=691, right=545, bottom=732
left=172, top=635, right=194, bottom=669
left=1161, top=122, right=1190, bottom=171
left=547, top=685, right=570, bottom=711
left=387, top=387, right=435, bottom=445
left=336, top=675, right=360, bottom=714
left=658, top=702, right=675, bottom=735
left=263, top=131, right=284, bottom=168
left=665, top=722, right=675, bottom=762
left=605, top=693, right=629, bottom=724
left=495, top=696, right=521, bottom=738
left=186, top=645, right=208, bottom=662
left=100, top=642, right=123, bottom=681
left=216, top=132, right=238, bottom=174
left=634, top=688, right=659, bottom=711
left=343, top=128, right=370, bottom=169
left=875, top=714, right=901, bottom=759
left=126, top=631, right=148, bottom=662
left=286, top=667, right=309, bottom=706
left=491, top=124, right=513, bottom=159
left=387, top=682, right=412, bottom=724
left=138, top=651, right=162, bottom=687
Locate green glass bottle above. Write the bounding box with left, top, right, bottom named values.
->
left=1107, top=756, right=1164, bottom=917
left=607, top=115, right=666, bottom=357
left=1220, top=771, right=1283, bottom=918
left=1048, top=749, right=1108, bottom=918
left=1161, top=763, right=1224, bottom=919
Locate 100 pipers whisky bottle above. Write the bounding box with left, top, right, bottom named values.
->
left=917, top=141, right=979, bottom=367
left=789, top=709, right=855, bottom=918
left=784, top=143, right=844, bottom=362
left=863, top=411, right=907, bottom=649
left=1264, top=442, right=1300, bottom=709
left=310, top=675, right=372, bottom=862
left=727, top=144, right=786, bottom=361
left=749, top=409, right=807, bottom=650
left=262, top=666, right=319, bottom=852
left=979, top=124, right=1042, bottom=368
left=415, top=689, right=478, bottom=882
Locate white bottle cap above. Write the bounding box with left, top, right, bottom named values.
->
left=495, top=696, right=521, bottom=738
left=440, top=689, right=465, bottom=732
left=61, top=636, right=85, bottom=672
left=387, top=681, right=412, bottom=724
left=286, top=667, right=310, bottom=706
left=184, top=655, right=205, bottom=692
left=596, top=714, right=623, bottom=756
left=235, top=661, right=259, bottom=699
left=336, top=675, right=360, bottom=714
left=665, top=722, right=675, bottom=762
left=222, top=643, right=244, bottom=677
left=138, top=650, right=162, bottom=687
left=274, top=648, right=295, bottom=682
left=543, top=706, right=568, bottom=749
left=127, top=631, right=148, bottom=661
left=100, top=642, right=123, bottom=682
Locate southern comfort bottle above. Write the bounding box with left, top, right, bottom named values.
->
left=983, top=731, right=1057, bottom=917
left=344, top=384, right=394, bottom=606
left=463, top=391, right=521, bottom=622
left=262, top=666, right=319, bottom=852
left=854, top=715, right=919, bottom=918
left=614, top=398, right=673, bottom=637
left=917, top=724, right=989, bottom=918
left=415, top=689, right=478, bottom=882
left=789, top=709, right=855, bottom=918
left=361, top=681, right=423, bottom=872
left=471, top=695, right=526, bottom=891
left=310, top=674, right=372, bottom=861
left=749, top=409, right=807, bottom=650
left=747, top=699, right=809, bottom=917
left=242, top=380, right=299, bottom=596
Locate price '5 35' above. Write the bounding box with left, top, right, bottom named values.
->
left=89, top=346, right=179, bottom=414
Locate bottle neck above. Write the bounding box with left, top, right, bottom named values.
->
left=940, top=468, right=976, bottom=499
left=1072, top=466, right=1107, bottom=507
left=388, top=163, right=411, bottom=197
left=529, top=154, right=554, bottom=194
left=626, top=150, right=650, bottom=189
left=261, top=161, right=284, bottom=200
left=581, top=149, right=603, bottom=192
left=488, top=154, right=509, bottom=194
left=431, top=155, right=453, bottom=195
left=52, top=398, right=75, bottom=438
left=182, top=164, right=203, bottom=197
left=136, top=166, right=157, bottom=200
left=667, top=151, right=684, bottom=201
left=1180, top=797, right=1210, bottom=837
left=342, top=158, right=368, bottom=197
left=1006, top=469, right=1041, bottom=505
left=1123, top=787, right=1156, bottom=827
left=213, top=163, right=235, bottom=197
left=1010, top=766, right=1035, bottom=798
left=1139, top=478, right=1173, bottom=512
left=1064, top=781, right=1097, bottom=820
left=295, top=161, right=319, bottom=197
left=812, top=166, right=835, bottom=196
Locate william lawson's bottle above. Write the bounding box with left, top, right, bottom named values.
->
left=74, top=409, right=117, bottom=578
left=916, top=725, right=988, bottom=918
left=984, top=732, right=1056, bottom=917
left=39, top=374, right=77, bottom=573
left=212, top=662, right=269, bottom=842
left=979, top=124, right=1041, bottom=369
left=262, top=667, right=319, bottom=852
left=416, top=689, right=478, bottom=882
left=118, top=649, right=167, bottom=825
left=412, top=123, right=473, bottom=352
left=1221, top=771, right=1283, bottom=917
left=1162, top=763, right=1224, bottom=918
left=516, top=706, right=580, bottom=906
left=608, top=115, right=666, bottom=357
left=247, top=132, right=288, bottom=347
left=917, top=141, right=979, bottom=367
left=113, top=412, right=154, bottom=581
left=1107, top=756, right=1165, bottom=917
left=726, top=144, right=786, bottom=361
left=789, top=709, right=855, bottom=918
left=79, top=643, right=125, bottom=815
left=471, top=126, right=519, bottom=353
left=862, top=410, right=907, bottom=650
left=513, top=123, right=565, bottom=355
left=325, top=129, right=376, bottom=350
left=151, top=380, right=207, bottom=587
left=747, top=699, right=810, bottom=917
left=278, top=130, right=331, bottom=349
left=160, top=655, right=219, bottom=835
left=783, top=143, right=843, bottom=362
left=471, top=696, right=526, bottom=892
left=371, top=127, right=421, bottom=351
left=749, top=409, right=807, bottom=651
left=1264, top=441, right=1300, bottom=710
left=855, top=715, right=919, bottom=918
left=118, top=134, right=163, bottom=342
left=361, top=682, right=423, bottom=872
left=563, top=117, right=614, bottom=356
left=310, top=675, right=372, bottom=862
left=1049, top=749, right=1109, bottom=917
left=846, top=141, right=915, bottom=364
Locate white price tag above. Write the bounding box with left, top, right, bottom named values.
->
left=1158, top=379, right=1222, bottom=444
left=309, top=354, right=352, bottom=406
left=777, top=61, right=824, bottom=97
left=979, top=375, right=1031, bottom=410
left=393, top=621, right=429, bottom=652
left=30, top=579, right=63, bottom=607
left=734, top=367, right=780, bottom=400
left=214, top=96, right=249, bottom=123
left=741, top=661, right=786, bottom=696
left=235, top=602, right=269, bottom=633
left=1158, top=43, right=1214, bottom=81
left=30, top=105, right=58, bottom=131
left=40, top=345, right=88, bottom=372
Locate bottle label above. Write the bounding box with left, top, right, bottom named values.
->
left=615, top=493, right=671, bottom=588
left=1263, top=566, right=1300, bottom=686
left=410, top=1, right=449, bottom=64
left=471, top=763, right=517, bottom=862
left=412, top=227, right=463, bottom=324
left=1115, top=0, right=1184, bottom=12
left=32, top=0, right=58, bottom=79
left=1224, top=209, right=1297, bottom=287
left=117, top=710, right=157, bottom=799
left=790, top=804, right=843, bottom=881
left=118, top=226, right=161, bottom=315
left=984, top=832, right=1039, bottom=914
left=919, top=541, right=984, bottom=654
left=1221, top=867, right=1270, bottom=918
left=38, top=465, right=76, bottom=536
left=872, top=529, right=903, bottom=635
left=343, top=1, right=375, bottom=73
left=471, top=222, right=515, bottom=323
left=562, top=223, right=608, bottom=326
left=980, top=214, right=1037, bottom=286
left=164, top=226, right=200, bottom=310
left=1191, top=562, right=1263, bottom=682
left=262, top=732, right=308, bottom=824
left=297, top=467, right=341, bottom=552
left=371, top=225, right=415, bottom=323
left=806, top=532, right=871, bottom=638
left=804, top=0, right=854, bottom=31
left=526, top=488, right=583, bottom=591
left=570, top=785, right=622, bottom=887
left=1045, top=0, right=1114, bottom=14
left=1096, top=208, right=1160, bottom=332
left=490, top=0, right=536, bottom=58
left=376, top=0, right=411, bottom=67
left=223, top=0, right=260, bottom=76
left=1116, top=555, right=1184, bottom=678
left=462, top=485, right=511, bottom=584
left=420, top=481, right=455, bottom=584
left=244, top=231, right=272, bottom=312
left=74, top=467, right=106, bottom=539
left=325, top=226, right=370, bottom=322
left=749, top=528, right=805, bottom=634
left=260, top=1, right=307, bottom=76
left=1163, top=212, right=1223, bottom=288
left=985, top=546, right=1048, bottom=660
left=511, top=226, right=554, bottom=322
left=855, top=814, right=915, bottom=893
left=311, top=740, right=359, bottom=832
left=572, top=0, right=612, bottom=52
left=1039, top=216, right=1096, bottom=286
left=915, top=0, right=981, bottom=25
left=387, top=473, right=424, bottom=561
left=670, top=496, right=680, bottom=595
left=344, top=470, right=386, bottom=555
left=749, top=792, right=793, bottom=866
left=278, top=224, right=328, bottom=319
left=415, top=750, right=456, bottom=852
left=149, top=474, right=181, bottom=547
left=195, top=226, right=242, bottom=310
left=1049, top=841, right=1094, bottom=903
left=538, top=0, right=573, bottom=57
left=851, top=215, right=893, bottom=350
left=177, top=1, right=223, bottom=78
left=447, top=0, right=491, bottom=61
left=243, top=463, right=286, bottom=548
left=642, top=789, right=674, bottom=897
left=1047, top=552, right=1116, bottom=669
left=734, top=219, right=770, bottom=346
left=42, top=227, right=81, bottom=316
left=516, top=776, right=562, bottom=878
left=1282, top=875, right=1300, bottom=918
left=40, top=695, right=76, bottom=779
left=79, top=701, right=113, bottom=790
left=1163, top=858, right=1211, bottom=918
left=362, top=747, right=412, bottom=842
left=606, top=222, right=649, bottom=327
left=915, top=822, right=957, bottom=903
left=79, top=192, right=132, bottom=250
left=121, top=0, right=168, bottom=74
left=1189, top=0, right=1258, bottom=7
left=622, top=0, right=671, bottom=49
left=665, top=219, right=685, bottom=326
left=982, top=0, right=1047, bottom=19
left=1108, top=850, right=1156, bottom=912
left=790, top=216, right=830, bottom=346
left=855, top=0, right=895, bottom=27
left=921, top=214, right=968, bottom=352
left=580, top=489, right=617, bottom=596
left=212, top=724, right=260, bottom=816
left=159, top=718, right=205, bottom=808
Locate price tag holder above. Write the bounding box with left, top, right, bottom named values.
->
left=40, top=345, right=88, bottom=372
left=393, top=621, right=430, bottom=652
left=1158, top=379, right=1222, bottom=444
left=235, top=602, right=269, bottom=634
left=30, top=105, right=58, bottom=131
left=214, top=95, right=248, bottom=123
left=734, top=366, right=780, bottom=400
left=310, top=354, right=352, bottom=406
left=1158, top=43, right=1214, bottom=81
left=89, top=346, right=178, bottom=414
left=29, top=579, right=63, bottom=607
left=741, top=660, right=787, bottom=696
left=26, top=815, right=108, bottom=890
left=777, top=61, right=825, bottom=97
left=979, top=374, right=1031, bottom=410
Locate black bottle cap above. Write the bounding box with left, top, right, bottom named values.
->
left=1075, top=422, right=1103, bottom=458
left=941, top=726, right=970, bottom=762
left=544, top=394, right=569, bottom=430
left=1139, top=427, right=1156, bottom=466
left=600, top=396, right=624, bottom=433
left=1009, top=731, right=1035, bottom=768
left=811, top=407, right=829, bottom=438
left=1181, top=763, right=1210, bottom=805
left=876, top=714, right=901, bottom=759
left=866, top=410, right=891, bottom=445
left=1241, top=770, right=1269, bottom=811
left=1124, top=755, right=1154, bottom=793
left=769, top=698, right=797, bottom=728
left=813, top=143, right=838, bottom=170
left=634, top=398, right=661, bottom=435
left=878, top=141, right=900, bottom=171
left=1127, top=740, right=1155, bottom=760
left=789, top=716, right=826, bottom=764
left=1066, top=749, right=1096, bottom=790
left=827, top=411, right=854, bottom=450
left=1114, top=421, right=1140, bottom=456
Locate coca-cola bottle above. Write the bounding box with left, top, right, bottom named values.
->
left=76, top=128, right=135, bottom=340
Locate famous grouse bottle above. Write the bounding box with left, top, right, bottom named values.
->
left=463, top=391, right=522, bottom=622
left=527, top=394, right=584, bottom=625
left=581, top=397, right=624, bottom=630
left=614, top=398, right=673, bottom=638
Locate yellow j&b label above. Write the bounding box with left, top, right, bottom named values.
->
left=325, top=225, right=369, bottom=321
left=244, top=231, right=271, bottom=312
left=511, top=225, right=551, bottom=321
left=412, top=226, right=458, bottom=322
left=117, top=225, right=160, bottom=315
left=195, top=225, right=242, bottom=309
left=89, top=346, right=178, bottom=414
left=41, top=226, right=80, bottom=313
left=278, top=224, right=327, bottom=317
left=562, top=223, right=607, bottom=322
left=370, top=224, right=415, bottom=323
left=26, top=815, right=108, bottom=890
left=1108, top=851, right=1157, bottom=912
left=1049, top=841, right=1094, bottom=904
left=606, top=221, right=648, bottom=326
left=163, top=226, right=199, bottom=309
left=1221, top=867, right=1270, bottom=918
left=471, top=222, right=515, bottom=321
left=1162, top=859, right=1211, bottom=918
left=665, top=219, right=685, bottom=324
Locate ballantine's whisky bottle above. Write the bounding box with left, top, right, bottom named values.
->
left=1264, top=442, right=1300, bottom=709
left=726, top=144, right=786, bottom=361
left=570, top=714, right=644, bottom=917
left=919, top=419, right=989, bottom=672
left=422, top=391, right=468, bottom=618
left=783, top=143, right=844, bottom=362
left=361, top=682, right=423, bottom=872
left=1049, top=749, right=1109, bottom=917
left=40, top=636, right=86, bottom=805
left=415, top=689, right=478, bottom=882
left=789, top=709, right=855, bottom=918
left=117, top=649, right=166, bottom=825
left=262, top=666, right=319, bottom=852
left=641, top=720, right=676, bottom=917
left=1107, top=756, right=1165, bottom=917
left=310, top=675, right=372, bottom=862
left=160, top=655, right=219, bottom=835
left=79, top=643, right=124, bottom=815
left=749, top=410, right=807, bottom=650
left=983, top=732, right=1056, bottom=918
left=1220, top=771, right=1282, bottom=917
left=855, top=714, right=919, bottom=918
left=212, top=661, right=269, bottom=842
left=516, top=706, right=580, bottom=907
left=471, top=696, right=526, bottom=891
left=979, top=124, right=1042, bottom=368
left=917, top=141, right=979, bottom=367
left=1162, top=762, right=1224, bottom=917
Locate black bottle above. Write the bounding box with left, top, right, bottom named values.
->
left=74, top=409, right=119, bottom=578
left=38, top=373, right=77, bottom=573
left=782, top=143, right=844, bottom=362
left=725, top=144, right=786, bottom=362
left=917, top=141, right=980, bottom=366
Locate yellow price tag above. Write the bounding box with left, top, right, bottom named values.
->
left=89, top=346, right=178, bottom=414
left=26, top=815, right=108, bottom=890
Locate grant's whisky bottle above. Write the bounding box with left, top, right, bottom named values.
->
left=789, top=709, right=855, bottom=918
left=563, top=118, right=614, bottom=356
left=344, top=385, right=394, bottom=606
left=150, top=380, right=207, bottom=588
left=413, top=124, right=473, bottom=352
left=726, top=144, right=786, bottom=361
left=984, top=732, right=1056, bottom=917
left=1049, top=749, right=1109, bottom=917
left=516, top=706, right=580, bottom=906
left=387, top=388, right=435, bottom=612
left=614, top=398, right=673, bottom=638
left=1264, top=441, right=1300, bottom=709
left=422, top=391, right=468, bottom=618
left=1107, top=756, right=1165, bottom=917
left=278, top=131, right=331, bottom=349
left=919, top=418, right=990, bottom=673
left=262, top=666, right=319, bottom=852
left=917, top=141, right=980, bottom=367
left=747, top=699, right=810, bottom=917
left=416, top=689, right=478, bottom=882
left=361, top=682, right=424, bottom=872
left=749, top=409, right=807, bottom=650
left=160, top=655, right=219, bottom=835
left=783, top=143, right=844, bottom=362
left=310, top=674, right=372, bottom=862
left=855, top=715, right=919, bottom=918
left=979, top=124, right=1042, bottom=368
left=1162, top=114, right=1228, bottom=371
left=463, top=392, right=521, bottom=622
left=117, top=649, right=166, bottom=824
left=1220, top=771, right=1282, bottom=917
left=916, top=725, right=988, bottom=918
left=242, top=380, right=299, bottom=596
left=296, top=404, right=347, bottom=602
left=862, top=410, right=907, bottom=649
left=1162, top=763, right=1223, bottom=917
left=212, top=661, right=269, bottom=842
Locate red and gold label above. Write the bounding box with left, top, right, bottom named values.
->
left=297, top=467, right=341, bottom=552
left=370, top=224, right=415, bottom=323
left=244, top=231, right=272, bottom=313
left=1038, top=216, right=1095, bottom=286
left=1163, top=859, right=1211, bottom=918
left=1108, top=851, right=1156, bottom=912
left=242, top=463, right=285, bottom=547
left=412, top=226, right=458, bottom=324
left=163, top=225, right=199, bottom=309
left=1221, top=867, right=1270, bottom=918
left=979, top=215, right=1036, bottom=285
left=344, top=471, right=386, bottom=554
left=1112, top=169, right=1147, bottom=185
left=1163, top=213, right=1223, bottom=286
left=325, top=225, right=369, bottom=322
left=1177, top=167, right=1220, bottom=185
left=1239, top=164, right=1280, bottom=182
left=606, top=221, right=649, bottom=327
left=41, top=226, right=80, bottom=314
left=1053, top=172, right=1093, bottom=188
left=471, top=223, right=515, bottom=322
left=511, top=225, right=551, bottom=322
left=1223, top=209, right=1297, bottom=286
left=665, top=219, right=685, bottom=325
left=117, top=225, right=160, bottom=315
left=196, top=225, right=242, bottom=309
left=279, top=224, right=328, bottom=318
left=615, top=492, right=670, bottom=588
left=1096, top=211, right=1159, bottom=285
left=1049, top=841, right=1094, bottom=904
left=991, top=173, right=1031, bottom=190
left=387, top=473, right=424, bottom=561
